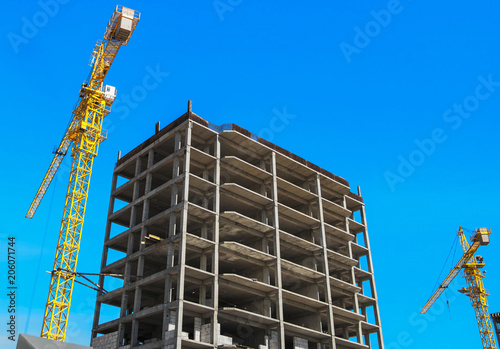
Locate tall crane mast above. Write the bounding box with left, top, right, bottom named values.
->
left=421, top=227, right=497, bottom=349
left=25, top=5, right=140, bottom=342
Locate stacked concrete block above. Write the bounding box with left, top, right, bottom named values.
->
left=90, top=331, right=118, bottom=349
left=293, top=337, right=308, bottom=349
left=269, top=331, right=279, bottom=349
left=194, top=317, right=202, bottom=341
left=91, top=110, right=385, bottom=348
left=165, top=309, right=177, bottom=340
left=201, top=323, right=214, bottom=343
left=259, top=331, right=279, bottom=349
left=218, top=334, right=233, bottom=346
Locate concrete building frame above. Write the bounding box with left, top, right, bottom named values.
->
left=91, top=105, right=384, bottom=349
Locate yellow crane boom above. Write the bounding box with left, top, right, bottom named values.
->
left=421, top=227, right=497, bottom=349
left=25, top=135, right=71, bottom=219
left=26, top=5, right=140, bottom=342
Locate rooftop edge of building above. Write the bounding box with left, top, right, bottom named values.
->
left=115, top=109, right=363, bottom=203
left=16, top=334, right=92, bottom=349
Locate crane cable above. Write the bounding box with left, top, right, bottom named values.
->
left=426, top=233, right=460, bottom=302
left=25, top=179, right=58, bottom=333
left=427, top=227, right=474, bottom=319
left=445, top=239, right=460, bottom=320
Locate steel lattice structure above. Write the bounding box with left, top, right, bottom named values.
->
left=421, top=227, right=497, bottom=349
left=460, top=231, right=497, bottom=349
left=26, top=5, right=140, bottom=341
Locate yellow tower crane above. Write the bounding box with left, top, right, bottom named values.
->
left=25, top=5, right=140, bottom=342
left=421, top=227, right=497, bottom=349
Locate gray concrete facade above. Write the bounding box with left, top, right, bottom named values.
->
left=91, top=109, right=384, bottom=349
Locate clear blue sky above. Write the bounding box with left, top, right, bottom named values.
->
left=1, top=1, right=500, bottom=348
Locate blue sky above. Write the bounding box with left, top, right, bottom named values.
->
left=1, top=1, right=500, bottom=348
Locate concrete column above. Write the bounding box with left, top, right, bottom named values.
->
left=211, top=134, right=221, bottom=346
left=358, top=186, right=385, bottom=349
left=364, top=332, right=371, bottom=348
left=128, top=157, right=143, bottom=347
left=345, top=199, right=362, bottom=343
left=148, top=148, right=154, bottom=169
left=201, top=222, right=208, bottom=239
left=323, top=190, right=359, bottom=342
left=162, top=207, right=177, bottom=338
left=132, top=183, right=149, bottom=342
left=261, top=208, right=268, bottom=225
left=200, top=250, right=208, bottom=305
left=261, top=237, right=272, bottom=317
left=144, top=149, right=154, bottom=194
left=261, top=181, right=268, bottom=197
left=315, top=174, right=337, bottom=349
left=302, top=180, right=311, bottom=191
left=172, top=131, right=182, bottom=179
left=342, top=326, right=349, bottom=339
left=92, top=172, right=118, bottom=344
left=175, top=122, right=192, bottom=347
left=260, top=158, right=267, bottom=171
left=162, top=128, right=184, bottom=341
left=270, top=151, right=285, bottom=349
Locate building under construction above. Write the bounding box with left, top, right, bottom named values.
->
left=90, top=106, right=384, bottom=349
